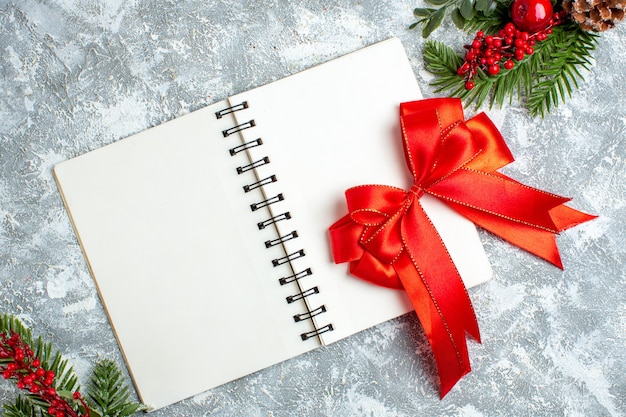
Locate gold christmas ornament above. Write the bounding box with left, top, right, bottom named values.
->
left=563, top=0, right=626, bottom=31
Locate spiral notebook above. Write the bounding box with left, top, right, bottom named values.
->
left=54, top=38, right=493, bottom=410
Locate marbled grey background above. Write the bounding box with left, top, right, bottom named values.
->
left=1, top=1, right=624, bottom=416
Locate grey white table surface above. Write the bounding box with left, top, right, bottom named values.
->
left=1, top=1, right=624, bottom=416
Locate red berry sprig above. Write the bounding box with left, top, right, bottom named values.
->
left=457, top=11, right=567, bottom=90
left=1, top=331, right=90, bottom=417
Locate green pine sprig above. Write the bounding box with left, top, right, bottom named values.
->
left=423, top=22, right=598, bottom=116
left=526, top=22, right=598, bottom=115
left=1, top=313, right=145, bottom=417
left=2, top=395, right=40, bottom=417
left=86, top=360, right=147, bottom=417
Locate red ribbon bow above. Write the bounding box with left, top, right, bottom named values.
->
left=329, top=98, right=596, bottom=397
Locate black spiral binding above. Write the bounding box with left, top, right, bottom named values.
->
left=243, top=175, right=277, bottom=193
left=237, top=157, right=270, bottom=174
left=215, top=101, right=248, bottom=119
left=222, top=120, right=255, bottom=137
left=217, top=101, right=334, bottom=343
left=272, top=250, right=305, bottom=267
left=286, top=286, right=319, bottom=304
left=250, top=194, right=283, bottom=211
left=265, top=231, right=298, bottom=248
left=257, top=212, right=291, bottom=230
left=279, top=268, right=312, bottom=285
left=294, top=305, right=326, bottom=322
left=230, top=138, right=263, bottom=156
left=301, top=324, right=334, bottom=341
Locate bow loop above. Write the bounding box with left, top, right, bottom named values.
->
left=399, top=108, right=442, bottom=184
left=345, top=185, right=407, bottom=219
left=464, top=113, right=514, bottom=172
left=400, top=101, right=484, bottom=190
left=345, top=185, right=413, bottom=264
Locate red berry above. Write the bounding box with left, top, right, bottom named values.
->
left=476, top=30, right=485, bottom=38
left=504, top=60, right=515, bottom=69
left=525, top=46, right=535, bottom=55
left=488, top=64, right=501, bottom=75
left=472, top=40, right=482, bottom=49
left=505, top=23, right=516, bottom=34
left=511, top=0, right=554, bottom=32
left=493, top=39, right=503, bottom=48
left=515, top=50, right=525, bottom=60
left=457, top=62, right=471, bottom=75
left=485, top=35, right=494, bottom=44
left=465, top=81, right=475, bottom=90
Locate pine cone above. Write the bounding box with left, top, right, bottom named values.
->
left=563, top=0, right=626, bottom=31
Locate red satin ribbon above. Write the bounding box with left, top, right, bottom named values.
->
left=329, top=98, right=596, bottom=397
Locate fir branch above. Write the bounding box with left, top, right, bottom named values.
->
left=2, top=395, right=40, bottom=417
left=86, top=360, right=147, bottom=417
left=423, top=40, right=467, bottom=98
left=526, top=23, right=598, bottom=116
left=424, top=39, right=464, bottom=74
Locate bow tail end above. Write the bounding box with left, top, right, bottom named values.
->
left=550, top=204, right=598, bottom=232
left=394, top=254, right=476, bottom=398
